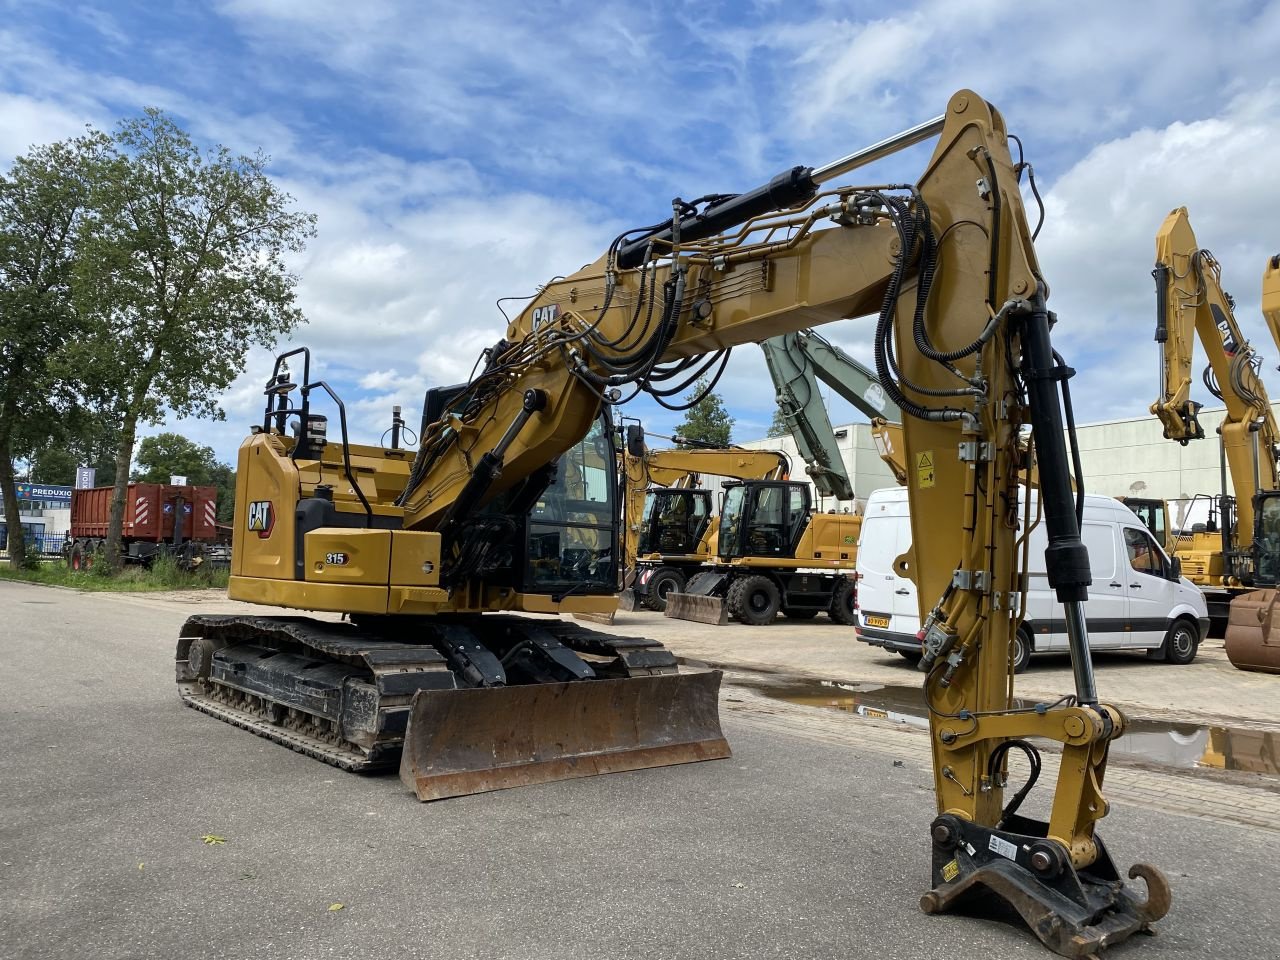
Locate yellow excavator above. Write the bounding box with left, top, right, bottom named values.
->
left=618, top=428, right=790, bottom=610
left=1149, top=207, right=1280, bottom=671
left=176, top=90, right=1168, bottom=955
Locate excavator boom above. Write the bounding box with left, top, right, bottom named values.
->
left=761, top=329, right=907, bottom=498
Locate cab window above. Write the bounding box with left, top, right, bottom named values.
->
left=1123, top=527, right=1168, bottom=578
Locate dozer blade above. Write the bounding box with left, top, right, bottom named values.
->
left=664, top=592, right=728, bottom=625
left=399, top=670, right=730, bottom=801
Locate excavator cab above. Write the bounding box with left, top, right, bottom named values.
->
left=637, top=488, right=713, bottom=557
left=524, top=417, right=618, bottom=592
left=718, top=481, right=811, bottom=559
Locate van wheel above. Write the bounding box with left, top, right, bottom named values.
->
left=1162, top=619, right=1199, bottom=665
left=640, top=567, right=685, bottom=612
left=728, top=575, right=781, bottom=626
left=1012, top=626, right=1033, bottom=674
left=828, top=578, right=857, bottom=625
left=897, top=649, right=923, bottom=664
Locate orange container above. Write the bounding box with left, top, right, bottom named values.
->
left=70, top=484, right=219, bottom=542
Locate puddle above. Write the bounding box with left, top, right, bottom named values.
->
left=737, top=676, right=1279, bottom=777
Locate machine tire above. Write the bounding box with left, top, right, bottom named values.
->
left=1161, top=618, right=1199, bottom=665
left=828, top=578, right=857, bottom=625
left=1012, top=625, right=1033, bottom=674
left=782, top=607, right=820, bottom=620
left=640, top=567, right=686, bottom=612
left=728, top=575, right=781, bottom=626
left=69, top=543, right=85, bottom=571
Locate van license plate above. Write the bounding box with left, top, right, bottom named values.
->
left=863, top=614, right=890, bottom=628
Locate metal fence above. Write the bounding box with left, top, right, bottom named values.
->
left=0, top=533, right=68, bottom=560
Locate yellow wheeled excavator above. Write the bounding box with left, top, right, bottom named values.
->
left=1149, top=207, right=1280, bottom=671
left=176, top=90, right=1168, bottom=955
left=617, top=428, right=790, bottom=611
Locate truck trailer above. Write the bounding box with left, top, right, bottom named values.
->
left=66, top=483, right=220, bottom=569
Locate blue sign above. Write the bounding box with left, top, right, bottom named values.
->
left=15, top=483, right=73, bottom=504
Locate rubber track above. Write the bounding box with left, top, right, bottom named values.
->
left=176, top=613, right=680, bottom=772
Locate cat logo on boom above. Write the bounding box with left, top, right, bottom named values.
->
left=247, top=500, right=275, bottom=538
left=532, top=303, right=560, bottom=329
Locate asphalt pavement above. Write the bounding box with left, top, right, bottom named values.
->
left=1, top=580, right=1275, bottom=959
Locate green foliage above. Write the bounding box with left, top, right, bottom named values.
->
left=768, top=407, right=790, bottom=438
left=0, top=553, right=229, bottom=591
left=133, top=433, right=219, bottom=484
left=0, top=132, right=109, bottom=567
left=70, top=109, right=314, bottom=566
left=673, top=377, right=734, bottom=447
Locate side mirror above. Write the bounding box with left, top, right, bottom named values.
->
left=1169, top=556, right=1182, bottom=580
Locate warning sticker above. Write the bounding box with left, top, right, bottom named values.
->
left=941, top=859, right=960, bottom=883
left=988, top=834, right=1018, bottom=861
left=915, top=451, right=935, bottom=488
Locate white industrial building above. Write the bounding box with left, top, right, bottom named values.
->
left=739, top=404, right=1274, bottom=527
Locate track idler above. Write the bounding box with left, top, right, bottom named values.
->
left=921, top=814, right=1171, bottom=958
left=400, top=670, right=730, bottom=800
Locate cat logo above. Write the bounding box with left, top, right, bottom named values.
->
left=531, top=303, right=560, bottom=329
left=1211, top=303, right=1240, bottom=356
left=247, top=500, right=275, bottom=538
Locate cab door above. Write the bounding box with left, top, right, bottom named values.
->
left=1121, top=525, right=1178, bottom=649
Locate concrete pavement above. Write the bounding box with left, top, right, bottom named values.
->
left=1, top=580, right=1277, bottom=959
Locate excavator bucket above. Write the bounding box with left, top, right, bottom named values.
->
left=616, top=588, right=639, bottom=611
left=399, top=670, right=730, bottom=800
left=664, top=592, right=728, bottom=625
left=1225, top=588, right=1280, bottom=673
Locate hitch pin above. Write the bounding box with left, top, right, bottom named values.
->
left=942, top=766, right=973, bottom=797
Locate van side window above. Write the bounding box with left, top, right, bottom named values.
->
left=1080, top=522, right=1115, bottom=581
left=1123, top=527, right=1166, bottom=577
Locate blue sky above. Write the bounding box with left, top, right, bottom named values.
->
left=4, top=0, right=1280, bottom=465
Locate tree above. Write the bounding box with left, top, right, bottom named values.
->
left=0, top=134, right=106, bottom=567
left=133, top=433, right=219, bottom=484
left=768, top=406, right=790, bottom=438
left=71, top=110, right=315, bottom=568
left=673, top=377, right=734, bottom=447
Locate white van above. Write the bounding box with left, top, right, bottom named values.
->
left=854, top=487, right=1209, bottom=669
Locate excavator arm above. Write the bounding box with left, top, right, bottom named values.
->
left=1151, top=206, right=1280, bottom=563
left=761, top=329, right=907, bottom=495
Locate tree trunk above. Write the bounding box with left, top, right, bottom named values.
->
left=0, top=432, right=28, bottom=569
left=105, top=413, right=138, bottom=571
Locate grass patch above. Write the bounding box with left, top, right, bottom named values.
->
left=0, top=553, right=229, bottom=593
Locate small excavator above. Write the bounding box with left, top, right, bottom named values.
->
left=177, top=91, right=1169, bottom=955
left=1149, top=207, right=1280, bottom=671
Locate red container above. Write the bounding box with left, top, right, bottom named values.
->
left=70, top=484, right=219, bottom=543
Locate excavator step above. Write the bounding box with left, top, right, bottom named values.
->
left=400, top=670, right=729, bottom=800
